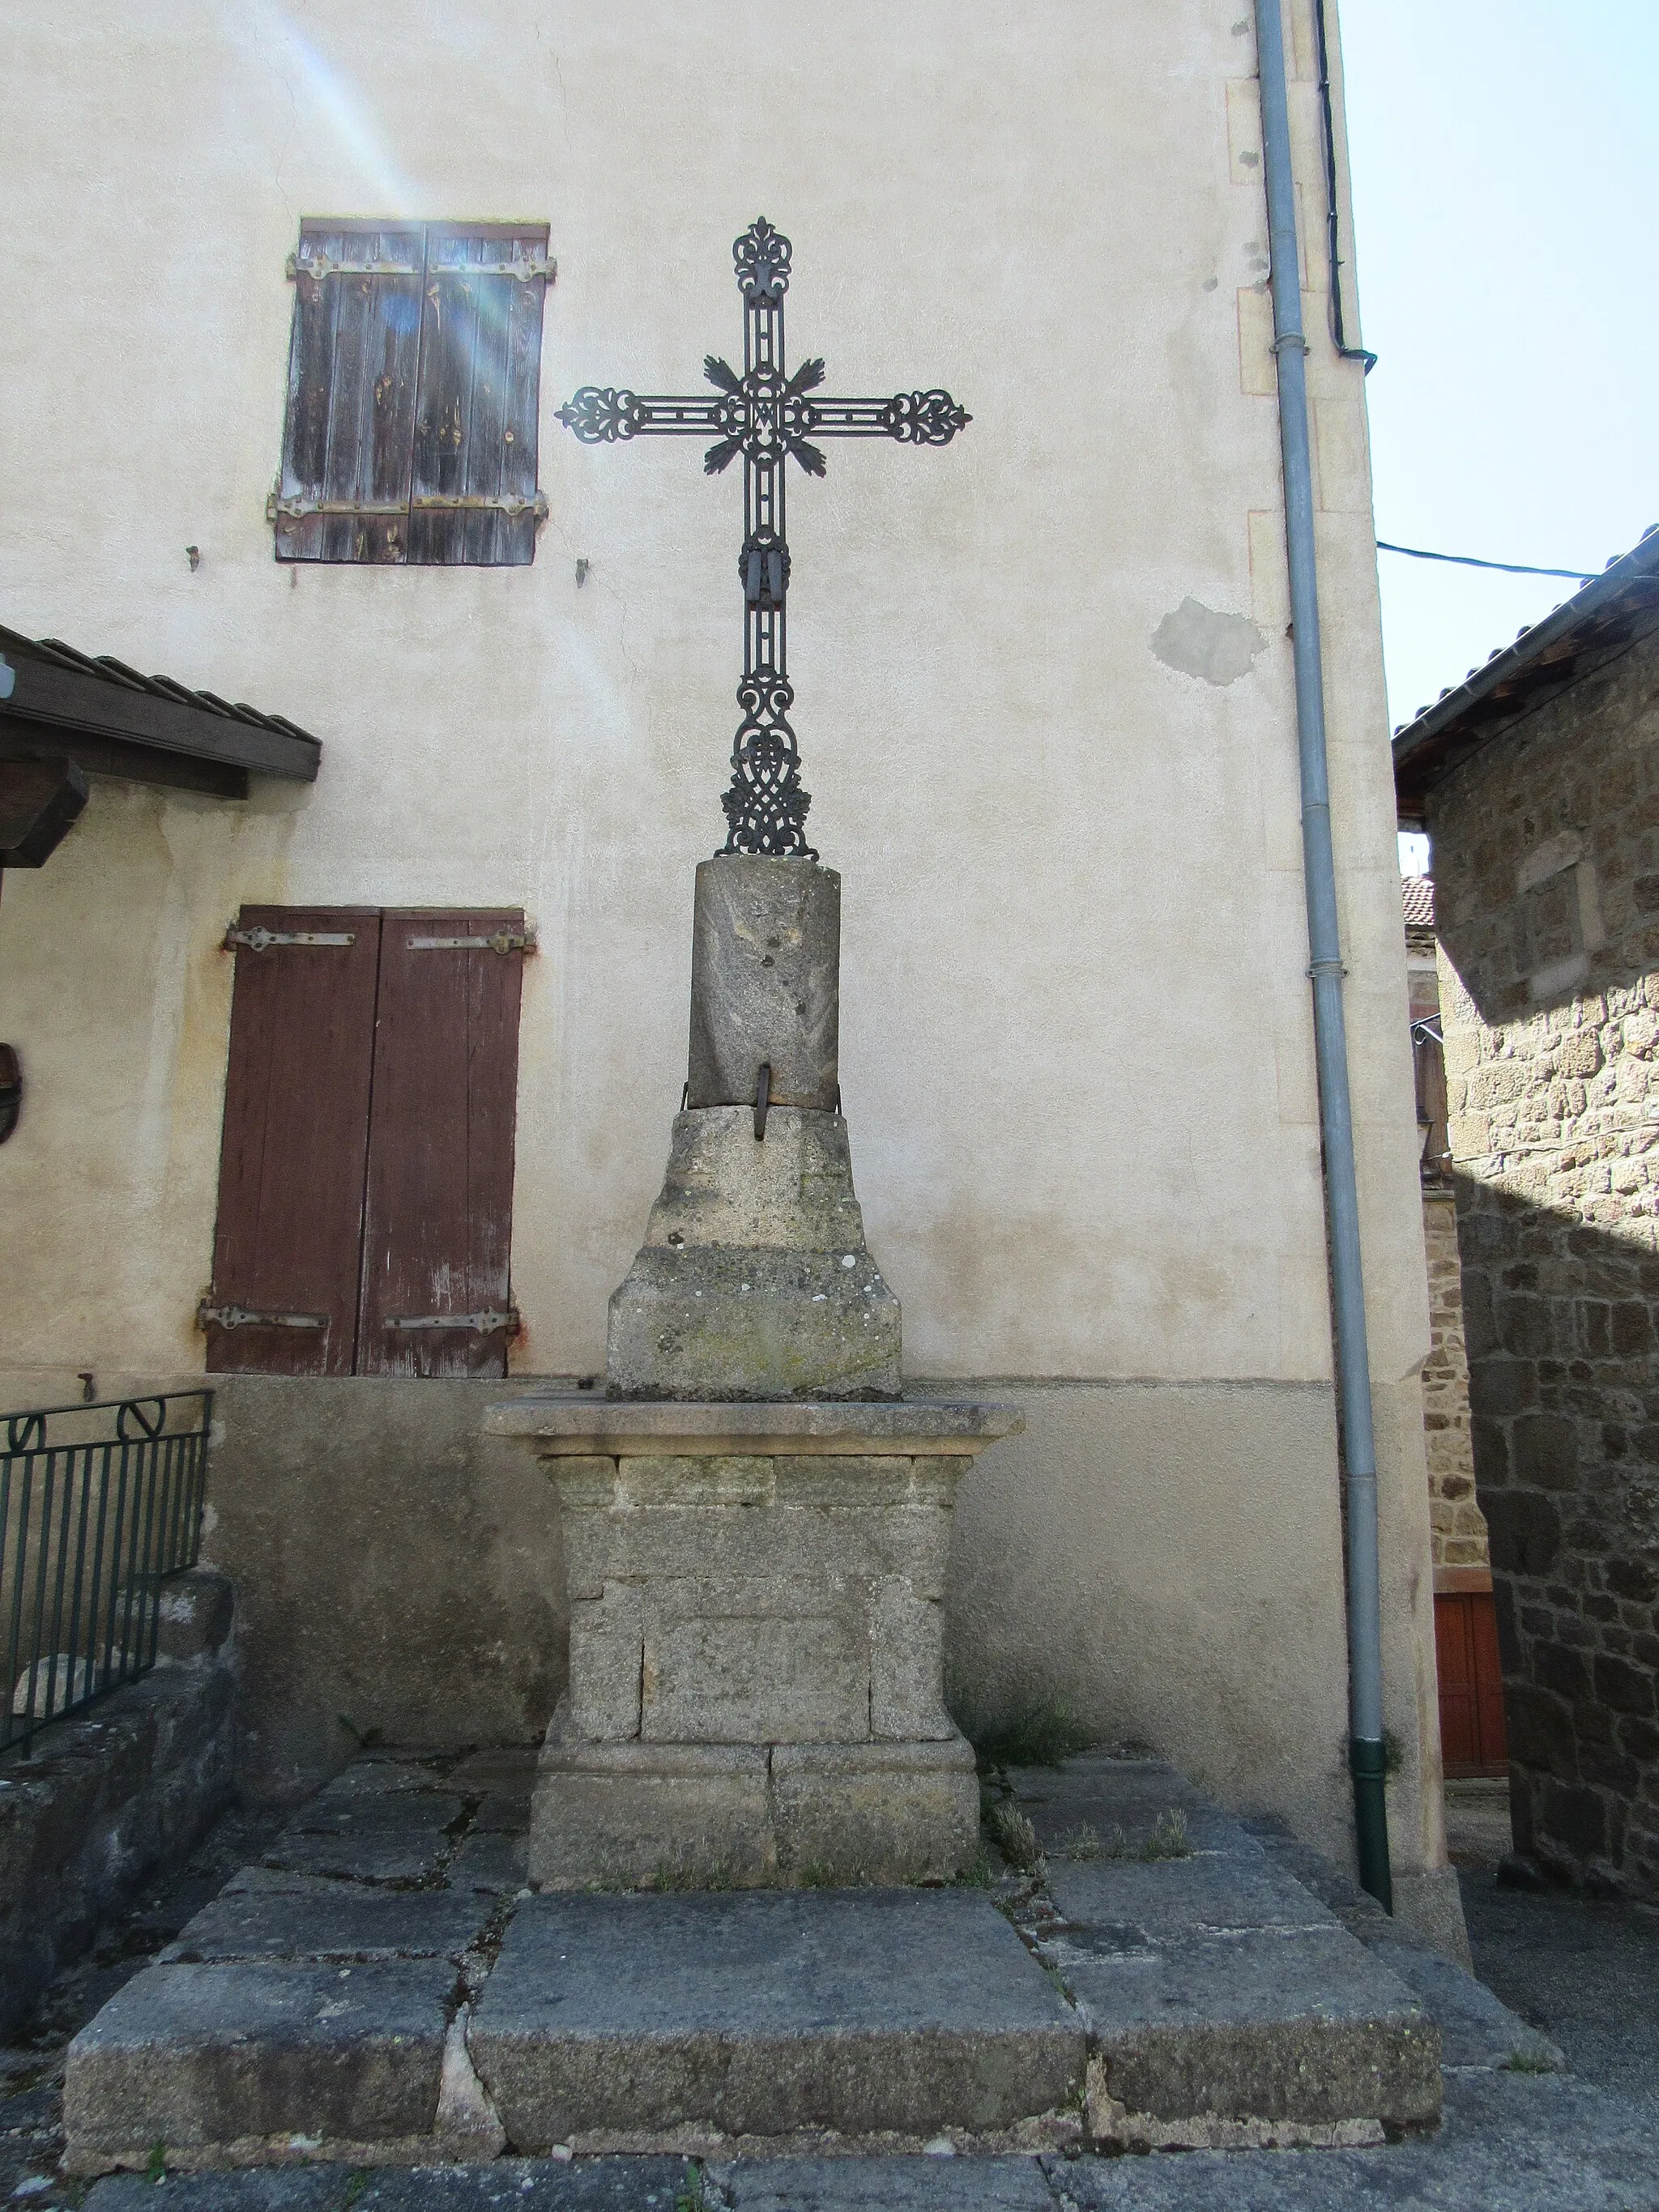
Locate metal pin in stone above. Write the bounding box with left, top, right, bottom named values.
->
left=753, top=1061, right=771, bottom=1142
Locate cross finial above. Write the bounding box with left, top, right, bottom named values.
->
left=734, top=217, right=791, bottom=307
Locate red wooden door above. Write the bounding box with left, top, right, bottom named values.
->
left=1435, top=1589, right=1511, bottom=1777
left=204, top=909, right=382, bottom=1375
left=355, top=911, right=527, bottom=1376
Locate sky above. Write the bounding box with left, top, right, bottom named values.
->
left=1337, top=1, right=1659, bottom=868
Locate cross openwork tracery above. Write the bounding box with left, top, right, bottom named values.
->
left=557, top=218, right=970, bottom=857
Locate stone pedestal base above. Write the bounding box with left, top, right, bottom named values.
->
left=533, top=1727, right=979, bottom=1888
left=483, top=1396, right=1022, bottom=1890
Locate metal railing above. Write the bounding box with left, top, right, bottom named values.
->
left=2, top=1391, right=212, bottom=1757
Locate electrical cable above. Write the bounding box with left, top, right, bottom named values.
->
left=1376, top=541, right=1596, bottom=582
left=1311, top=0, right=1378, bottom=371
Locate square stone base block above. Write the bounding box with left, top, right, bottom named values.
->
left=529, top=1733, right=979, bottom=1889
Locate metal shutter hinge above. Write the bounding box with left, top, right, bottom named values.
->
left=224, top=927, right=356, bottom=952
left=267, top=492, right=548, bottom=526
left=384, top=1307, right=521, bottom=1336
left=285, top=252, right=421, bottom=281
left=285, top=250, right=552, bottom=284
left=405, top=930, right=537, bottom=955
left=197, top=1301, right=327, bottom=1332
left=412, top=492, right=549, bottom=522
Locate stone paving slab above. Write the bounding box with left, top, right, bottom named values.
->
left=1045, top=2068, right=1659, bottom=2209
left=262, top=1796, right=467, bottom=1886
left=83, top=2163, right=693, bottom=2212
left=446, top=1833, right=531, bottom=1895
left=472, top=1792, right=535, bottom=1836
left=713, top=2156, right=1056, bottom=2209
left=470, top=1890, right=1084, bottom=2146
left=63, top=1959, right=454, bottom=2167
left=158, top=1882, right=493, bottom=1963
left=354, top=2160, right=692, bottom=2212
left=448, top=1750, right=539, bottom=1792
left=1003, top=1758, right=1234, bottom=1856
left=301, top=1763, right=459, bottom=1807
left=1362, top=1937, right=1563, bottom=2073
left=87, top=2175, right=352, bottom=2212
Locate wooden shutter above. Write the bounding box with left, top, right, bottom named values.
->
left=409, top=228, right=549, bottom=566
left=275, top=224, right=424, bottom=563
left=204, top=909, right=382, bottom=1374
left=355, top=912, right=527, bottom=1376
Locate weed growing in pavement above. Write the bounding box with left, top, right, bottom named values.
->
left=987, top=1799, right=1043, bottom=1872
left=954, top=1846, right=999, bottom=1887
left=1141, top=1807, right=1191, bottom=1860
left=675, top=2162, right=712, bottom=2212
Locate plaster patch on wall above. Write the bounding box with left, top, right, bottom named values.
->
left=1150, top=598, right=1268, bottom=687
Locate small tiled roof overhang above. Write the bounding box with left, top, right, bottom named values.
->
left=0, top=625, right=321, bottom=799
left=1401, top=874, right=1434, bottom=931
left=1392, top=529, right=1659, bottom=828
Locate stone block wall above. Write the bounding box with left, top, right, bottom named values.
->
left=0, top=1568, right=237, bottom=2037
left=1421, top=1188, right=1486, bottom=1571
left=1429, top=621, right=1659, bottom=1894
left=1407, top=898, right=1488, bottom=1576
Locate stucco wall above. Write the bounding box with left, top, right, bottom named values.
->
left=0, top=3, right=1444, bottom=1898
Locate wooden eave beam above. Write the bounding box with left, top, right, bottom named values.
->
left=0, top=656, right=319, bottom=786
left=0, top=718, right=249, bottom=799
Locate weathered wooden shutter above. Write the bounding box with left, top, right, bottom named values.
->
left=355, top=912, right=528, bottom=1376
left=409, top=228, right=550, bottom=566
left=274, top=224, right=424, bottom=563
left=203, top=910, right=382, bottom=1373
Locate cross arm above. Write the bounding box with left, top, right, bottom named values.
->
left=556, top=388, right=728, bottom=442
left=803, top=390, right=971, bottom=445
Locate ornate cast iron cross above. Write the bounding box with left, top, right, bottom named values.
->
left=557, top=218, right=969, bottom=859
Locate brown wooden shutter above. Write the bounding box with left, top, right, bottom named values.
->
left=409, top=228, right=549, bottom=567
left=355, top=912, right=527, bottom=1376
left=204, top=909, right=382, bottom=1374
left=275, top=224, right=424, bottom=564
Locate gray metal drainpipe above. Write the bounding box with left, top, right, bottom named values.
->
left=1252, top=0, right=1392, bottom=1911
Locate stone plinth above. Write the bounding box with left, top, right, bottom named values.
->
left=484, top=1395, right=1022, bottom=1887
left=605, top=1106, right=902, bottom=1401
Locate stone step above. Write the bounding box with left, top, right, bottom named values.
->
left=63, top=1750, right=1447, bottom=2173
left=470, top=1889, right=1082, bottom=2146
left=997, top=1756, right=1442, bottom=2142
